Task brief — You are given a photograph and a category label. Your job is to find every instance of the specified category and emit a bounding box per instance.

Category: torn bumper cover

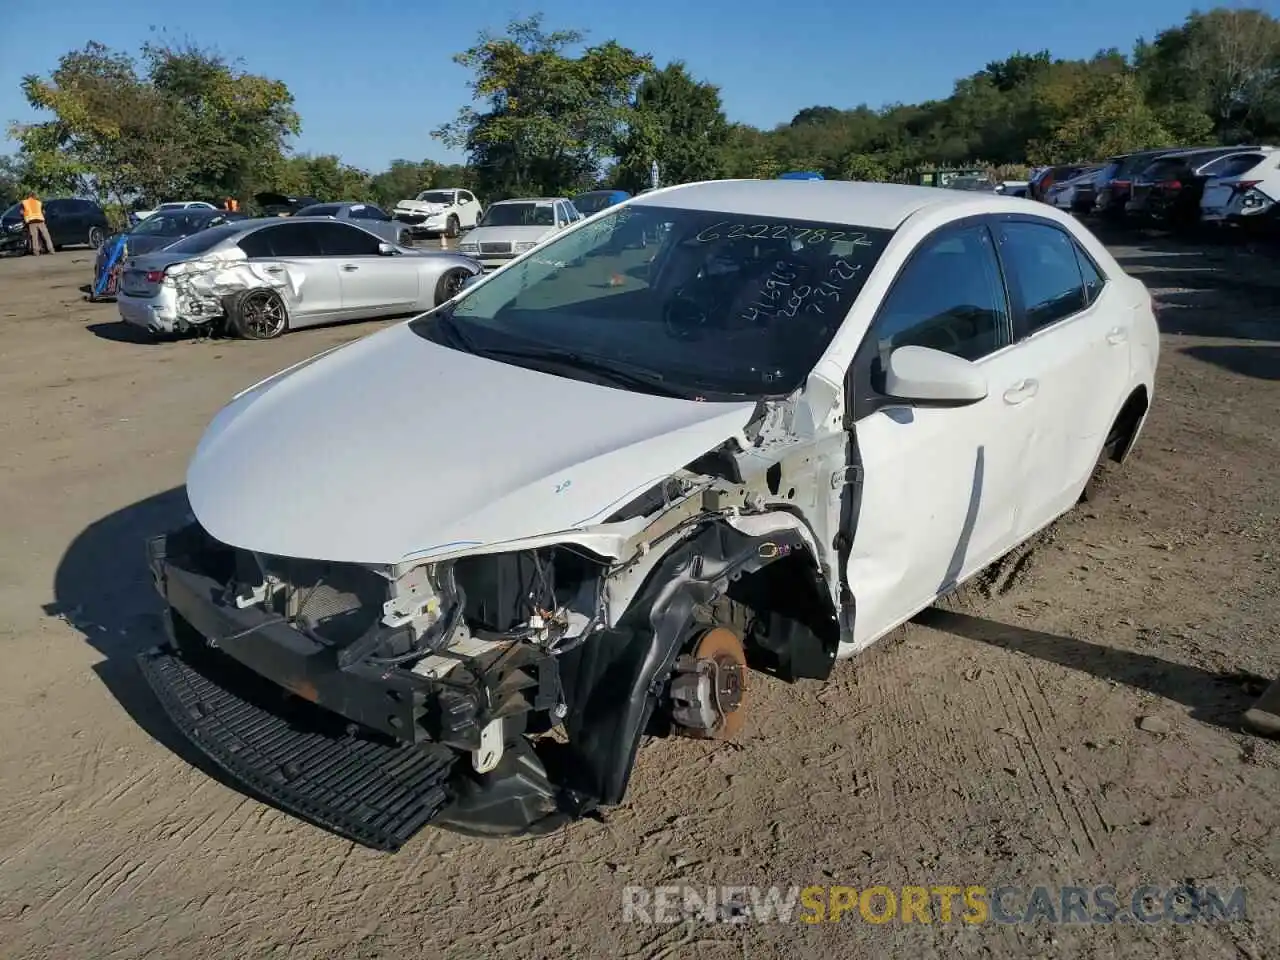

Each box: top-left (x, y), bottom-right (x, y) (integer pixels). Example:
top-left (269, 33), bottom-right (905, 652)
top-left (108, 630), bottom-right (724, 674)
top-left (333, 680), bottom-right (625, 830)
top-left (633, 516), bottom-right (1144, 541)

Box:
top-left (392, 203), bottom-right (451, 236)
top-left (137, 523), bottom-right (578, 846)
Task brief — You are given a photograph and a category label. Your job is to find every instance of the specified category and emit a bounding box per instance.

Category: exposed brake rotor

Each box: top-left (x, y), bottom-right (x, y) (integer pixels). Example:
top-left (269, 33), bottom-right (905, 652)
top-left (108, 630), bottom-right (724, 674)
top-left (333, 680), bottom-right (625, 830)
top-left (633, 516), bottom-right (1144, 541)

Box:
top-left (669, 625), bottom-right (748, 740)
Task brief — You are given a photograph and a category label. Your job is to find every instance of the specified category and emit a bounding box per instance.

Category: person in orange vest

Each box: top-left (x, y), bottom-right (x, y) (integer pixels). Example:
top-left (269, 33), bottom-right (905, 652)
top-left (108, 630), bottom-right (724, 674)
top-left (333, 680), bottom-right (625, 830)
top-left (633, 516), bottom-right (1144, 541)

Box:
top-left (21, 192), bottom-right (54, 256)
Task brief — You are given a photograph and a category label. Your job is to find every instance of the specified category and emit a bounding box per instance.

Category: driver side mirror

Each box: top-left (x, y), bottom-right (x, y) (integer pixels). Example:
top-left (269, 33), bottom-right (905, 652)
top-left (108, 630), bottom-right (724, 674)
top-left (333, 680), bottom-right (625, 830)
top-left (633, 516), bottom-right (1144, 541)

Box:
top-left (377, 242), bottom-right (398, 256)
top-left (883, 345), bottom-right (987, 405)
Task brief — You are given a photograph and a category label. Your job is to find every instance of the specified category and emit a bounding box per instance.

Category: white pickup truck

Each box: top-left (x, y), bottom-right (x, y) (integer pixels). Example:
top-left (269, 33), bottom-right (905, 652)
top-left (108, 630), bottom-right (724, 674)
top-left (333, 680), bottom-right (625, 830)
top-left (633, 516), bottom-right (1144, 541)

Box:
top-left (393, 188), bottom-right (482, 240)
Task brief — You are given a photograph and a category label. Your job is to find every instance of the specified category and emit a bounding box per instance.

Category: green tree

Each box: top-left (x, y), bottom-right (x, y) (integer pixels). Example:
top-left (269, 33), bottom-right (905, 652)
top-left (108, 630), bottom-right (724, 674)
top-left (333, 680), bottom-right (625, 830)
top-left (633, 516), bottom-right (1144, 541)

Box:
top-left (143, 41), bottom-right (300, 200)
top-left (434, 14), bottom-right (652, 199)
top-left (614, 62), bottom-right (728, 191)
top-left (11, 41), bottom-right (298, 206)
top-left (1136, 8), bottom-right (1280, 141)
top-left (368, 160), bottom-right (476, 207)
top-left (1029, 72), bottom-right (1174, 162)
top-left (0, 156), bottom-right (24, 206)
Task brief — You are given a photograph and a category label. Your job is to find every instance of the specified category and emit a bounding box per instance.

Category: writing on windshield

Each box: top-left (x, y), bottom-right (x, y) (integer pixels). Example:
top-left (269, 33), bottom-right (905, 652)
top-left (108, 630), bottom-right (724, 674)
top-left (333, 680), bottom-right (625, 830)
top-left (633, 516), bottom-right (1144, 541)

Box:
top-left (413, 203), bottom-right (892, 400)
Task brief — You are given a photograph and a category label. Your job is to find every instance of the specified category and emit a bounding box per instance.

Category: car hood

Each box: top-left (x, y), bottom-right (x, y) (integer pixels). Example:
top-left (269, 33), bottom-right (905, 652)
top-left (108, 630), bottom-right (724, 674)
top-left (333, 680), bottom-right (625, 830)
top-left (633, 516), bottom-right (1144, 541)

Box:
top-left (397, 200), bottom-right (451, 212)
top-left (186, 323), bottom-right (757, 565)
top-left (466, 225), bottom-right (556, 245)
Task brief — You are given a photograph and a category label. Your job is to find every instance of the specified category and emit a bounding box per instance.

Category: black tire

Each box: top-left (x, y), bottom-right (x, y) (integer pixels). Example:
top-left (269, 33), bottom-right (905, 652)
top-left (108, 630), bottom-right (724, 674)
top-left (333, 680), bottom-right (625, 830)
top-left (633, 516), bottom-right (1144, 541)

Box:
top-left (445, 215), bottom-right (460, 239)
top-left (87, 225), bottom-right (105, 249)
top-left (434, 268), bottom-right (471, 306)
top-left (226, 288), bottom-right (289, 340)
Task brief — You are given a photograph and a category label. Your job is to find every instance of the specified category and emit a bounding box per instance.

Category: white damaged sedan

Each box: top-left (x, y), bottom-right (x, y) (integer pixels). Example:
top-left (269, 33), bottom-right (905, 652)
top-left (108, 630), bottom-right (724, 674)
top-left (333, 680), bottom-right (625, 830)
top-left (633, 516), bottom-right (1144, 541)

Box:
top-left (138, 179), bottom-right (1159, 848)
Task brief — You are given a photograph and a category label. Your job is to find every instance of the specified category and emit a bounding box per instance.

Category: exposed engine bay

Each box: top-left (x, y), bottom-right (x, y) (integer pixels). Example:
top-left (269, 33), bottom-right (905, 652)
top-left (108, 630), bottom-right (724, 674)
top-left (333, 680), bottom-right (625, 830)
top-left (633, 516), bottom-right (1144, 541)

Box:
top-left (139, 403), bottom-right (847, 849)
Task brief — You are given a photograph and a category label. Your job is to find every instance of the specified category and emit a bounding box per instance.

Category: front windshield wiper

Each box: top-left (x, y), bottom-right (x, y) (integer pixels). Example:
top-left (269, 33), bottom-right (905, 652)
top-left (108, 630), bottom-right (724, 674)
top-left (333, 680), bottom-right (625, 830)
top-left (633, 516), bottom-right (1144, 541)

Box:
top-left (472, 344), bottom-right (691, 398)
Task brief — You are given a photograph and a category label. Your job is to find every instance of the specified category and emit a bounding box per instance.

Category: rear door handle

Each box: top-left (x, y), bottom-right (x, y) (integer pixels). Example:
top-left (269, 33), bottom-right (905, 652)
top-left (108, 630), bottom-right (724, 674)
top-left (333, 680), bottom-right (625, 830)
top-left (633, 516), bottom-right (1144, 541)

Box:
top-left (1106, 327), bottom-right (1128, 345)
top-left (1003, 378), bottom-right (1039, 405)
top-left (341, 264), bottom-right (359, 272)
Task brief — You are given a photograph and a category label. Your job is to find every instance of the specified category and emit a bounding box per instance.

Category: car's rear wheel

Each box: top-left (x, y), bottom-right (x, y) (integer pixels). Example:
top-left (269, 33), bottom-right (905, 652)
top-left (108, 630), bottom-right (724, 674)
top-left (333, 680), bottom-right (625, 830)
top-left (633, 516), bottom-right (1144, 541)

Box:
top-left (445, 215), bottom-right (460, 239)
top-left (434, 268), bottom-right (471, 306)
top-left (87, 225), bottom-right (105, 249)
top-left (226, 288), bottom-right (289, 340)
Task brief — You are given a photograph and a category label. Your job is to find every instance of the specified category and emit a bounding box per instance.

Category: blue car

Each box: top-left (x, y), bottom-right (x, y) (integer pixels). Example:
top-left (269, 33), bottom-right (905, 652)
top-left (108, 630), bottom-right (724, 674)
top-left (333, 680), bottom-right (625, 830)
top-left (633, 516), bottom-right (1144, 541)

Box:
top-left (572, 189), bottom-right (631, 216)
top-left (778, 171), bottom-right (824, 181)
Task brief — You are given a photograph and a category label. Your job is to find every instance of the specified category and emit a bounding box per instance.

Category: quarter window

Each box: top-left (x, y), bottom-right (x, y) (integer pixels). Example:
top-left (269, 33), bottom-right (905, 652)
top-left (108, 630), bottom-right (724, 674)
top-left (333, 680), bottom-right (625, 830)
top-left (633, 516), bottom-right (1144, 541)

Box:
top-left (1074, 246), bottom-right (1106, 305)
top-left (996, 221), bottom-right (1087, 333)
top-left (871, 224), bottom-right (1010, 363)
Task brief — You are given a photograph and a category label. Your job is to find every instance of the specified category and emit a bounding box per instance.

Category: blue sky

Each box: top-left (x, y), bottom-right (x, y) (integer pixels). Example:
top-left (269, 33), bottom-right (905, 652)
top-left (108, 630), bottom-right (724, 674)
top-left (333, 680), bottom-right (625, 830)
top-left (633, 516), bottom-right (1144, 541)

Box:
top-left (1, 0), bottom-right (1222, 171)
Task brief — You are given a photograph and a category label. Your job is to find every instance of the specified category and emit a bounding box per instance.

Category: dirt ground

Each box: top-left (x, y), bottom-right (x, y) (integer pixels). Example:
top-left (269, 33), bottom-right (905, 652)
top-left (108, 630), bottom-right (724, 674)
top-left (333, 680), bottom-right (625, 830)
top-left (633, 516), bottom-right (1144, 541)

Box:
top-left (0, 231), bottom-right (1276, 960)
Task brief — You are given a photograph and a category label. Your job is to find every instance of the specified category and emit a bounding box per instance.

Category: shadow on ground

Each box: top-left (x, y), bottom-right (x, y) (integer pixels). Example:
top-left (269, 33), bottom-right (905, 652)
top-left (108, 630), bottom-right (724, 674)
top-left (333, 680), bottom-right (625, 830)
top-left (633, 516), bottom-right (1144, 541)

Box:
top-left (1094, 222), bottom-right (1280, 342)
top-left (1182, 343), bottom-right (1280, 380)
top-left (42, 487), bottom-right (253, 790)
top-left (85, 321), bottom-right (160, 344)
top-left (918, 608), bottom-right (1267, 732)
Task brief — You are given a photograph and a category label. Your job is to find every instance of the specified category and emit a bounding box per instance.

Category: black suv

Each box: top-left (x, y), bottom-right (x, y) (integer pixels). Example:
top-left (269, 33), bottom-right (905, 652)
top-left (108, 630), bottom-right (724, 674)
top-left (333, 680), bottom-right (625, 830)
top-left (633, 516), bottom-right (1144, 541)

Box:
top-left (0, 197), bottom-right (112, 253)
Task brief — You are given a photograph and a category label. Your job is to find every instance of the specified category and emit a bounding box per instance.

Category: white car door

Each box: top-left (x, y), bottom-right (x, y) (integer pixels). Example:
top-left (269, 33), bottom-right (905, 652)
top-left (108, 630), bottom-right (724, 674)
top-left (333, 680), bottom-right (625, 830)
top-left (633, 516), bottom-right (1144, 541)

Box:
top-left (239, 222), bottom-right (343, 326)
top-left (314, 222), bottom-right (419, 315)
top-left (459, 191), bottom-right (480, 228)
top-left (992, 217), bottom-right (1131, 532)
top-left (840, 221), bottom-right (1034, 650)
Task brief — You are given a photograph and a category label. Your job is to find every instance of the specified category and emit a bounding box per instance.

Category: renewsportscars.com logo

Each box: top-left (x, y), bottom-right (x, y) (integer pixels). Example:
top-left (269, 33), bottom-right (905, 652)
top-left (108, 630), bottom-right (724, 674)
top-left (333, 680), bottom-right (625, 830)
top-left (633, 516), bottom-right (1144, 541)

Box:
top-left (622, 884), bottom-right (1248, 926)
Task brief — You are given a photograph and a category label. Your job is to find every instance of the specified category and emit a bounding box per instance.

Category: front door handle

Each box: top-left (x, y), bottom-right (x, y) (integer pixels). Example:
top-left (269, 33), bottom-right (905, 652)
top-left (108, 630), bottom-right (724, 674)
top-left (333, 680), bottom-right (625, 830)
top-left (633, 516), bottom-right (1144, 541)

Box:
top-left (263, 265), bottom-right (284, 274)
top-left (341, 264), bottom-right (359, 272)
top-left (1003, 378), bottom-right (1039, 405)
top-left (1106, 327), bottom-right (1128, 345)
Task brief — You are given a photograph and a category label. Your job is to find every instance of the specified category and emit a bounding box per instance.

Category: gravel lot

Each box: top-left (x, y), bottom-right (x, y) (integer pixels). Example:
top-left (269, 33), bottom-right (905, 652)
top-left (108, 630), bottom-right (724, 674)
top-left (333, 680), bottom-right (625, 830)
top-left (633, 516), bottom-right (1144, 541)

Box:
top-left (0, 231), bottom-right (1277, 960)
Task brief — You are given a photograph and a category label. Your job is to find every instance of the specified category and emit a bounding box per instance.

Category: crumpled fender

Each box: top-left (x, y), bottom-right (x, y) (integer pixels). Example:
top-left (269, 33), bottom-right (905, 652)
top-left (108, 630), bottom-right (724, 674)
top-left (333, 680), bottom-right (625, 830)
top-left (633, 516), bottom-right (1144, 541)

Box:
top-left (168, 254), bottom-right (303, 320)
top-left (554, 521), bottom-right (829, 807)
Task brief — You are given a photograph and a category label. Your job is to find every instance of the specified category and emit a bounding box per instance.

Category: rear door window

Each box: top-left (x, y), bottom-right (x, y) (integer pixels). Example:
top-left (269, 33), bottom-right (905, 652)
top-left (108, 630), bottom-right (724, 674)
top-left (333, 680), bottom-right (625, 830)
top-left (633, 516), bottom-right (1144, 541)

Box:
top-left (1139, 159), bottom-right (1188, 183)
top-left (1203, 153), bottom-right (1265, 179)
top-left (995, 221), bottom-right (1088, 334)
top-left (314, 221), bottom-right (382, 256)
top-left (240, 222), bottom-right (323, 258)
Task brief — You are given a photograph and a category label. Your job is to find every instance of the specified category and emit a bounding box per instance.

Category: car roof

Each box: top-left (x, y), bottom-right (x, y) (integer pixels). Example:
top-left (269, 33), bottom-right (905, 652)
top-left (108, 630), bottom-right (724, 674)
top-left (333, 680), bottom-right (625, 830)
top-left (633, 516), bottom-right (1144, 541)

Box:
top-left (632, 179), bottom-right (1018, 230)
top-left (1155, 145), bottom-right (1260, 161)
top-left (495, 197), bottom-right (569, 204)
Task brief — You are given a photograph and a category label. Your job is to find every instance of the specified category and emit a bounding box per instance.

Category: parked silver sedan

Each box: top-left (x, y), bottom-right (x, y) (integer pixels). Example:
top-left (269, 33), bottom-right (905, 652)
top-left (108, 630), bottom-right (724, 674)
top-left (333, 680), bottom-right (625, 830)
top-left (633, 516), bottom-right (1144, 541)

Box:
top-left (116, 217), bottom-right (481, 339)
top-left (292, 202), bottom-right (407, 245)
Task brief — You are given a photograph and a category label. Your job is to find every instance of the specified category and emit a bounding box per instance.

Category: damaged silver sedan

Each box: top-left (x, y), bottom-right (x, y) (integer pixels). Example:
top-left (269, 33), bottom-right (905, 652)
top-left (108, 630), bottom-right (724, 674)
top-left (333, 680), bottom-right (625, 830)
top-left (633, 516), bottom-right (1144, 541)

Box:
top-left (138, 180), bottom-right (1157, 849)
top-left (116, 217), bottom-right (481, 339)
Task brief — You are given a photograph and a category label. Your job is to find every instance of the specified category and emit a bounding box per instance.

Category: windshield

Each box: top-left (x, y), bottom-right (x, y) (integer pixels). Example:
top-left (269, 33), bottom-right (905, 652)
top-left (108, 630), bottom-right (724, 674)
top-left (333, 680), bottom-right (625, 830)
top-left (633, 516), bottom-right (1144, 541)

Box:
top-left (131, 213), bottom-right (210, 237)
top-left (295, 203), bottom-right (342, 218)
top-left (573, 192), bottom-right (620, 215)
top-left (415, 191), bottom-right (455, 204)
top-left (412, 203), bottom-right (891, 399)
top-left (162, 221), bottom-right (244, 255)
top-left (481, 202), bottom-right (556, 227)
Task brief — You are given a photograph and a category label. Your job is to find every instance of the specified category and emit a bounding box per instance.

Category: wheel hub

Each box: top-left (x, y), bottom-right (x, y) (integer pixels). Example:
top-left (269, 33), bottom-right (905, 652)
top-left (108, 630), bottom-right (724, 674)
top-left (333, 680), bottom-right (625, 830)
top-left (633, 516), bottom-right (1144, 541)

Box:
top-left (669, 626), bottom-right (748, 740)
